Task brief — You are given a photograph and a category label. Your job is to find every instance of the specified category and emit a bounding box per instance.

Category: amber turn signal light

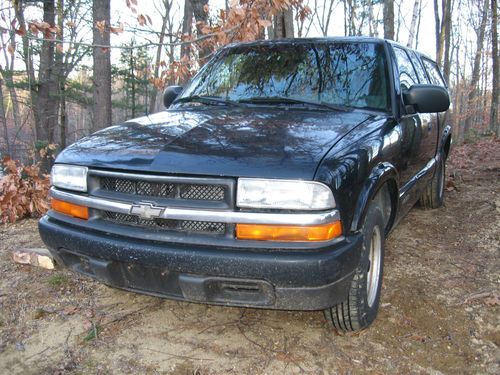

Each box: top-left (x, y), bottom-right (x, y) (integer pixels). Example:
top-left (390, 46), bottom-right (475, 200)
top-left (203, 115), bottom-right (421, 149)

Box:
top-left (236, 221), bottom-right (342, 242)
top-left (51, 198), bottom-right (89, 220)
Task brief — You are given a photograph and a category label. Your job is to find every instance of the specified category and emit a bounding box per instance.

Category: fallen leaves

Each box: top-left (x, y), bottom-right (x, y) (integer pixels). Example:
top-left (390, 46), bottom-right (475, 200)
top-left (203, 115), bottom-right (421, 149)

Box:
top-left (484, 294), bottom-right (500, 306)
top-left (0, 156), bottom-right (51, 223)
top-left (62, 306), bottom-right (79, 316)
top-left (460, 291), bottom-right (500, 306)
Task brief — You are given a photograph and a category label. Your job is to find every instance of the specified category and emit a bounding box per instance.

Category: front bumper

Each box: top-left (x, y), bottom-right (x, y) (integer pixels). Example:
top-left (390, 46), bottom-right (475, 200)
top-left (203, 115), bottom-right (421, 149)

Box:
top-left (39, 215), bottom-right (362, 310)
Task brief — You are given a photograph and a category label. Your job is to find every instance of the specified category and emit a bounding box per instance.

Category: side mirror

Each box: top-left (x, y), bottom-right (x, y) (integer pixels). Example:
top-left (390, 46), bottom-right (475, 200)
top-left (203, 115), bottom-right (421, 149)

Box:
top-left (403, 84), bottom-right (450, 113)
top-left (163, 86), bottom-right (183, 108)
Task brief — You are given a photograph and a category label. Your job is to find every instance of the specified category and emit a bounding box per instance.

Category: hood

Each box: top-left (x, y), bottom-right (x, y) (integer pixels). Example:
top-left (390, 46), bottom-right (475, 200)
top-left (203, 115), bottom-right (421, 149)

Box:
top-left (56, 107), bottom-right (377, 180)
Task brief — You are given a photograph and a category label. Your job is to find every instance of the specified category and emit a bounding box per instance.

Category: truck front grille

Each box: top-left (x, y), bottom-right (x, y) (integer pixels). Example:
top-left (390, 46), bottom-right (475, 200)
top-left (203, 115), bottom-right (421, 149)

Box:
top-left (100, 176), bottom-right (225, 201)
top-left (87, 170), bottom-right (235, 238)
top-left (102, 211), bottom-right (227, 235)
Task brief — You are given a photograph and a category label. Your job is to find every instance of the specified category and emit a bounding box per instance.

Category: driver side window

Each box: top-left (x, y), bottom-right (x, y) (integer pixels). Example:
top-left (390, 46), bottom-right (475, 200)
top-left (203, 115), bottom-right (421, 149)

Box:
top-left (393, 47), bottom-right (419, 90)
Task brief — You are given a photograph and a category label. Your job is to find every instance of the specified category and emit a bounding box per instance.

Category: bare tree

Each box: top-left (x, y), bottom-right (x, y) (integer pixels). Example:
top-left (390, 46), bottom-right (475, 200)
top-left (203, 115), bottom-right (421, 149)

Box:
top-left (383, 0), bottom-right (395, 40)
top-left (191, 0), bottom-right (211, 61)
top-left (92, 0), bottom-right (112, 131)
top-left (491, 0), bottom-right (499, 135)
top-left (367, 0), bottom-right (378, 37)
top-left (434, 0), bottom-right (453, 83)
top-left (149, 0), bottom-right (175, 113)
top-left (180, 0), bottom-right (193, 59)
top-left (315, 0), bottom-right (336, 36)
top-left (35, 0), bottom-right (59, 145)
top-left (296, 0), bottom-right (315, 37)
top-left (407, 0), bottom-right (420, 47)
top-left (273, 8), bottom-right (295, 38)
top-left (0, 79), bottom-right (11, 156)
top-left (463, 0), bottom-right (489, 138)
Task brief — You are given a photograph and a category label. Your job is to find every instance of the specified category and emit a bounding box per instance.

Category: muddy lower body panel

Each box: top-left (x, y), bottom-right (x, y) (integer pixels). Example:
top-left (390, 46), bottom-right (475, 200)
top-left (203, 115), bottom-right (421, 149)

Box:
top-left (39, 215), bottom-right (362, 310)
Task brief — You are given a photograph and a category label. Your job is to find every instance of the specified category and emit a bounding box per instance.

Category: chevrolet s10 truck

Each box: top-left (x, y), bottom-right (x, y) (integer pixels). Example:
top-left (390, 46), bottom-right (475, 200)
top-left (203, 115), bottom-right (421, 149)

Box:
top-left (39, 37), bottom-right (451, 332)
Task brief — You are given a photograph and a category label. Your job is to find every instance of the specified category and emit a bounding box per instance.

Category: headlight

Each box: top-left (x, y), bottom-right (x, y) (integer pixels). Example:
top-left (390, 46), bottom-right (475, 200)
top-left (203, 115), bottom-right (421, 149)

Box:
top-left (237, 178), bottom-right (335, 210)
top-left (51, 164), bottom-right (88, 192)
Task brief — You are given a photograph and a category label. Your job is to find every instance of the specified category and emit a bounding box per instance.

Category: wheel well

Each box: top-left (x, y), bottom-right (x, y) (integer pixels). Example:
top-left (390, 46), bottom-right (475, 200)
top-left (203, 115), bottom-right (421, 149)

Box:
top-left (372, 180), bottom-right (397, 235)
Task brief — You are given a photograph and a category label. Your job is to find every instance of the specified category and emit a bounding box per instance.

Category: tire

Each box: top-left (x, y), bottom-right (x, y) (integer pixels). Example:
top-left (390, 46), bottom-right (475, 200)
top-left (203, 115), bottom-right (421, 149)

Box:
top-left (419, 155), bottom-right (445, 209)
top-left (324, 204), bottom-right (385, 332)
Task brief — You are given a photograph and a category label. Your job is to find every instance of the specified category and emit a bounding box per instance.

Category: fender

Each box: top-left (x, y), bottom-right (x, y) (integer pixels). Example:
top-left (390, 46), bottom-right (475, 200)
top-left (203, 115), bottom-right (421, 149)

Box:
top-left (350, 162), bottom-right (399, 233)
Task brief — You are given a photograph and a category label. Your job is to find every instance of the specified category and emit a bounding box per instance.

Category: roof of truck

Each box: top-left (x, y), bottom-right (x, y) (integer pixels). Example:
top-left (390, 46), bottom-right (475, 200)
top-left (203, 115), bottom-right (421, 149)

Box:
top-left (223, 36), bottom-right (434, 62)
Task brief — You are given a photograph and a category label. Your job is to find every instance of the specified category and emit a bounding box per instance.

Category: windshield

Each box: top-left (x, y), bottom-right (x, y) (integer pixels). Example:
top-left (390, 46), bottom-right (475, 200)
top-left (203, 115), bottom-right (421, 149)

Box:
top-left (178, 42), bottom-right (389, 111)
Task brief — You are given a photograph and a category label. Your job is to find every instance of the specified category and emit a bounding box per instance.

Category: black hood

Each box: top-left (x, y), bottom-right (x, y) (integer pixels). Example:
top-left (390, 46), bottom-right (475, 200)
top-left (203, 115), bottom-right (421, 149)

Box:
top-left (56, 107), bottom-right (376, 180)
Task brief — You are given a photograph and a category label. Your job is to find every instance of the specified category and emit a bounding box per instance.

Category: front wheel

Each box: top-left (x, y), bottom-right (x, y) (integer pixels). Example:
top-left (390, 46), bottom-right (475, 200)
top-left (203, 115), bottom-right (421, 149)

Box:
top-left (324, 204), bottom-right (385, 332)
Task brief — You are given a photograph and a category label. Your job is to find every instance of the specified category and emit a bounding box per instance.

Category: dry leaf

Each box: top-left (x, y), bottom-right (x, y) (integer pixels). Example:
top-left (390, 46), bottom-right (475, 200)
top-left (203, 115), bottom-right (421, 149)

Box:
top-left (137, 14), bottom-right (147, 26)
top-left (110, 23), bottom-right (124, 34)
top-left (63, 306), bottom-right (79, 315)
top-left (95, 20), bottom-right (106, 35)
top-left (257, 19), bottom-right (272, 28)
top-left (15, 26), bottom-right (25, 36)
top-left (484, 295), bottom-right (500, 306)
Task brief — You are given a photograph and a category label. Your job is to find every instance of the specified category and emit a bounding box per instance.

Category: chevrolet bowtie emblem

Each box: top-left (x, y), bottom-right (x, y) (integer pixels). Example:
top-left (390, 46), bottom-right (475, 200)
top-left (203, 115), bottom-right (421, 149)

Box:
top-left (129, 202), bottom-right (165, 219)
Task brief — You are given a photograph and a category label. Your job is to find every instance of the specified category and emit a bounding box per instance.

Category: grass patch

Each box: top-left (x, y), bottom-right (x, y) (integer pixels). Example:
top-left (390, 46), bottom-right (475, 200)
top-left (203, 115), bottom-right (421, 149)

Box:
top-left (83, 324), bottom-right (102, 342)
top-left (47, 273), bottom-right (68, 288)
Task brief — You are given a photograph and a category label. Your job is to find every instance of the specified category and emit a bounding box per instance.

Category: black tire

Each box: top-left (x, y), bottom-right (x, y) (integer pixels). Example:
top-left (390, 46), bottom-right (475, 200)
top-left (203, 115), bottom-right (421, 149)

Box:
top-left (324, 204), bottom-right (385, 332)
top-left (419, 155), bottom-right (445, 209)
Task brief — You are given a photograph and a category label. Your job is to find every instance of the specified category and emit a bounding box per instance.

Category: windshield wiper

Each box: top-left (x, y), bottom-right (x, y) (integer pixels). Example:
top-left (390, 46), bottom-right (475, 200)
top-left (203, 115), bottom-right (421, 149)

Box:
top-left (174, 95), bottom-right (241, 107)
top-left (238, 97), bottom-right (352, 112)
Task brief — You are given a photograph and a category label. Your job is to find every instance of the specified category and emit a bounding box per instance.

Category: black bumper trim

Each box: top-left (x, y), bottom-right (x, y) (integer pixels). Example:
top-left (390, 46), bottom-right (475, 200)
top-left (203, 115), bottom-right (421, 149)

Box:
top-left (39, 216), bottom-right (362, 310)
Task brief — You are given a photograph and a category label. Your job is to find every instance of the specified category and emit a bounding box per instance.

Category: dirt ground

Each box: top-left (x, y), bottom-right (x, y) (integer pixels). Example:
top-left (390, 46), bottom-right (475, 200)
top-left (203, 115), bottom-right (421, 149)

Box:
top-left (0, 138), bottom-right (499, 375)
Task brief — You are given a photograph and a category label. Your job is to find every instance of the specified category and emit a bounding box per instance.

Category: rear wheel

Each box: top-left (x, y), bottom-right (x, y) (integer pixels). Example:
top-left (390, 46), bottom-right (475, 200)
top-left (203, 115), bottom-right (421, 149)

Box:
top-left (419, 155), bottom-right (445, 209)
top-left (324, 204), bottom-right (385, 332)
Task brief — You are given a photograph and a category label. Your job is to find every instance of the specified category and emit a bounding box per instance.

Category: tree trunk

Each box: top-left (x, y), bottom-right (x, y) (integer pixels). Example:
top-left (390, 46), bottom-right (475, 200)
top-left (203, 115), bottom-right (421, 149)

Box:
top-left (0, 28), bottom-right (22, 133)
top-left (407, 0), bottom-right (420, 47)
top-left (383, 0), bottom-right (394, 40)
top-left (130, 49), bottom-right (136, 118)
top-left (490, 0), bottom-right (499, 136)
top-left (180, 0), bottom-right (193, 60)
top-left (415, 0), bottom-right (423, 48)
top-left (273, 8), bottom-right (294, 38)
top-left (149, 0), bottom-right (170, 114)
top-left (0, 79), bottom-right (12, 157)
top-left (37, 0), bottom-right (58, 144)
top-left (56, 0), bottom-right (65, 147)
top-left (434, 0), bottom-right (442, 63)
top-left (191, 0), bottom-right (211, 62)
top-left (442, 0), bottom-right (452, 83)
top-left (368, 0), bottom-right (377, 37)
top-left (463, 0), bottom-right (489, 138)
top-left (348, 0), bottom-right (356, 35)
top-left (92, 0), bottom-right (112, 132)
top-left (13, 0), bottom-right (40, 140)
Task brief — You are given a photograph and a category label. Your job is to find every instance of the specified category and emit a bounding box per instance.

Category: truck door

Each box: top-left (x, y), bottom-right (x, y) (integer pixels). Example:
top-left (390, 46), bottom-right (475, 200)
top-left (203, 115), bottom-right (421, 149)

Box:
top-left (409, 51), bottom-right (439, 173)
top-left (421, 56), bottom-right (448, 151)
top-left (392, 46), bottom-right (435, 193)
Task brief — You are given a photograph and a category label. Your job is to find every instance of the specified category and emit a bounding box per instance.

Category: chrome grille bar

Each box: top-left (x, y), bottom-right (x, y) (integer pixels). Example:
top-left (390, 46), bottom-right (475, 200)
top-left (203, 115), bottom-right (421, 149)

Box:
top-left (50, 188), bottom-right (340, 226)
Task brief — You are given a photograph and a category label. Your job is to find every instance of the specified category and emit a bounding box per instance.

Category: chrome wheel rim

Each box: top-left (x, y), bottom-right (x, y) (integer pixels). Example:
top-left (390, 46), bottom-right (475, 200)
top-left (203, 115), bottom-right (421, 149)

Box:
top-left (366, 225), bottom-right (382, 307)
